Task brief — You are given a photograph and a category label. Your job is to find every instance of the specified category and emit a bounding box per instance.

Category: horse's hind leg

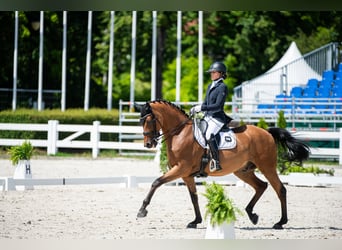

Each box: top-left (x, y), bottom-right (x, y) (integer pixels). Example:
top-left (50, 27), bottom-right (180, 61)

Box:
top-left (262, 169), bottom-right (288, 229)
top-left (234, 163), bottom-right (268, 225)
top-left (182, 176), bottom-right (202, 228)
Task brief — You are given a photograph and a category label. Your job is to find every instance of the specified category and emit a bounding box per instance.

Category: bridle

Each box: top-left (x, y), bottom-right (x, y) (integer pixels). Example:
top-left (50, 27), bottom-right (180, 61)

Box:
top-left (140, 112), bottom-right (161, 146)
top-left (140, 110), bottom-right (191, 145)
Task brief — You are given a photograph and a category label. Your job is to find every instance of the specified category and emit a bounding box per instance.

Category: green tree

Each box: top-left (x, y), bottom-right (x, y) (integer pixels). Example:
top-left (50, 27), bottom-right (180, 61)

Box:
top-left (1, 11), bottom-right (342, 110)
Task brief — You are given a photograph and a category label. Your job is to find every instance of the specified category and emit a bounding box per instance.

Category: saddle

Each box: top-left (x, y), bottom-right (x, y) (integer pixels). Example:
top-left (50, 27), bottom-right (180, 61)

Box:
top-left (193, 117), bottom-right (246, 150)
top-left (192, 117), bottom-right (247, 177)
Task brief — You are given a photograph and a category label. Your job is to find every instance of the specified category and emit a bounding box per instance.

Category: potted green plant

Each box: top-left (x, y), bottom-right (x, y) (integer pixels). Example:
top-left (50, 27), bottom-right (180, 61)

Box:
top-left (7, 140), bottom-right (34, 190)
top-left (202, 182), bottom-right (241, 239)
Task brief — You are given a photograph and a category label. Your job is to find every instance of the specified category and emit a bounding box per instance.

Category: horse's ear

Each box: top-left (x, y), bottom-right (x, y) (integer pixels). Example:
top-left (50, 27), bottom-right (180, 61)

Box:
top-left (134, 102), bottom-right (143, 112)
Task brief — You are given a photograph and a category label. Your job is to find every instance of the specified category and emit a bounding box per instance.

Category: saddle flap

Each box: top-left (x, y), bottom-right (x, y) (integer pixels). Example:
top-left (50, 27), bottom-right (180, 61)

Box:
top-left (193, 118), bottom-right (237, 150)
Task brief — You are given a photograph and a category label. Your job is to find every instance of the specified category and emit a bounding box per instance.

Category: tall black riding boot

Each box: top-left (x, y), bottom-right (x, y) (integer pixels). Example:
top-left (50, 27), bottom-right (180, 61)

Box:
top-left (208, 134), bottom-right (222, 172)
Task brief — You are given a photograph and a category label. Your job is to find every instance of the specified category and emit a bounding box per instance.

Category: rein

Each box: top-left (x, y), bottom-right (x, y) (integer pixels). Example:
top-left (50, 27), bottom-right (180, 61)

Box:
top-left (141, 113), bottom-right (191, 143)
top-left (159, 117), bottom-right (192, 142)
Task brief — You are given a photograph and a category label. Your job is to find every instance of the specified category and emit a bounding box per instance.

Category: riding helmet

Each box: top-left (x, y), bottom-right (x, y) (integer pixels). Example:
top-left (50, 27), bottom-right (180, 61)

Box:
top-left (206, 61), bottom-right (227, 73)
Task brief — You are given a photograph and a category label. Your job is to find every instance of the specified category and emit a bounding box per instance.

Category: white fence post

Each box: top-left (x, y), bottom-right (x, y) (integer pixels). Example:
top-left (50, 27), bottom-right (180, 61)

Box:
top-left (339, 128), bottom-right (342, 165)
top-left (91, 121), bottom-right (100, 159)
top-left (47, 120), bottom-right (59, 155)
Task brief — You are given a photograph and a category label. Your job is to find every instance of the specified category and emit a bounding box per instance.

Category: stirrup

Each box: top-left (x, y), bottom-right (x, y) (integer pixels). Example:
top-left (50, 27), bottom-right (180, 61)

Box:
top-left (209, 159), bottom-right (222, 172)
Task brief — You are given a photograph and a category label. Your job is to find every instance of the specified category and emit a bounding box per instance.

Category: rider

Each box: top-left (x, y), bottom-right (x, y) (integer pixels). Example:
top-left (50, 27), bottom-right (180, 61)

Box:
top-left (190, 61), bottom-right (229, 172)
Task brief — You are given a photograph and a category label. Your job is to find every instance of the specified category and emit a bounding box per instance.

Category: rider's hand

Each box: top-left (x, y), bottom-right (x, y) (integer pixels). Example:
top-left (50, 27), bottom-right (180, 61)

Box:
top-left (190, 105), bottom-right (202, 115)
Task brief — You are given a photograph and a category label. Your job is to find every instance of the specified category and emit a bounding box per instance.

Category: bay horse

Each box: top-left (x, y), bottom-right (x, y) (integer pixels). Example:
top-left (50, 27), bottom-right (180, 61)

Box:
top-left (136, 100), bottom-right (310, 229)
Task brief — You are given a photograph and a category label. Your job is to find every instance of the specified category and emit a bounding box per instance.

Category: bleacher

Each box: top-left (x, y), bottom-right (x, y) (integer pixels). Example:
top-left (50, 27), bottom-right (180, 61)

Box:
top-left (257, 62), bottom-right (342, 115)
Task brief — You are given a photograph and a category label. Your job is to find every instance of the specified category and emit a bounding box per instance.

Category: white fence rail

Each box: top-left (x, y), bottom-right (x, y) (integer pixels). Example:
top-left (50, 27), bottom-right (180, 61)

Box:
top-left (0, 121), bottom-right (155, 159)
top-left (2, 173), bottom-right (342, 191)
top-left (0, 121), bottom-right (341, 163)
top-left (0, 174), bottom-right (239, 191)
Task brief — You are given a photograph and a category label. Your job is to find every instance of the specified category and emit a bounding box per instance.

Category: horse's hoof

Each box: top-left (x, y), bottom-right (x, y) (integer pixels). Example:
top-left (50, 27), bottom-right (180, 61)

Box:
top-left (137, 209), bottom-right (148, 218)
top-left (272, 223), bottom-right (284, 230)
top-left (250, 213), bottom-right (259, 225)
top-left (186, 223), bottom-right (197, 229)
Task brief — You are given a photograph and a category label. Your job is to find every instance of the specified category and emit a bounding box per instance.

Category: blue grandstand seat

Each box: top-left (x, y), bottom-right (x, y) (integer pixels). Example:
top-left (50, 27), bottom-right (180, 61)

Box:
top-left (290, 87), bottom-right (302, 97)
top-left (299, 87), bottom-right (316, 113)
top-left (338, 63), bottom-right (342, 72)
top-left (302, 86), bottom-right (317, 97)
top-left (322, 70), bottom-right (334, 81)
top-left (275, 94), bottom-right (292, 112)
top-left (335, 71), bottom-right (342, 81)
top-left (330, 87), bottom-right (342, 114)
top-left (332, 86), bottom-right (342, 97)
top-left (319, 79), bottom-right (333, 89)
top-left (307, 78), bottom-right (318, 88)
top-left (334, 78), bottom-right (342, 89)
top-left (315, 87), bottom-right (331, 112)
top-left (256, 103), bottom-right (275, 114)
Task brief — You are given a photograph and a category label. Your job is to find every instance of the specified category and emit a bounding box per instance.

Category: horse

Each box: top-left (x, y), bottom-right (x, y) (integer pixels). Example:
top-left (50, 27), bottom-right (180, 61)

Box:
top-left (136, 100), bottom-right (310, 230)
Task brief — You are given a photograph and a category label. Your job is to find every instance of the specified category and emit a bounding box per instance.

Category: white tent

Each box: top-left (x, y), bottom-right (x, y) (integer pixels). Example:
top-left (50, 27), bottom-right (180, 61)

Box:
top-left (235, 41), bottom-right (321, 112)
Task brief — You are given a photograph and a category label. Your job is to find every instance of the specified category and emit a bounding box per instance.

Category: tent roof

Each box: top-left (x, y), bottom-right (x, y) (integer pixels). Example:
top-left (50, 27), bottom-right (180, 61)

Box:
top-left (266, 41), bottom-right (302, 73)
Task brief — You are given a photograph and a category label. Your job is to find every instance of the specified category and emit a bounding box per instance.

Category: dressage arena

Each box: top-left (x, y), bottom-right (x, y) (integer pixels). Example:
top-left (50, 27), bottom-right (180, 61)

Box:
top-left (0, 157), bottom-right (342, 239)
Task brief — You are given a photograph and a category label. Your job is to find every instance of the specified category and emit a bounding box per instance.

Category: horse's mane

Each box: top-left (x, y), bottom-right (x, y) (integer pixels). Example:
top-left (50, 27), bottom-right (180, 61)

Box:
top-left (148, 99), bottom-right (189, 118)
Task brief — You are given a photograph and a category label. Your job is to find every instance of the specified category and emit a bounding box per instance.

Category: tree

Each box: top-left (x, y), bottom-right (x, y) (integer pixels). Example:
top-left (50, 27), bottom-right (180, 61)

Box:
top-left (1, 11), bottom-right (342, 110)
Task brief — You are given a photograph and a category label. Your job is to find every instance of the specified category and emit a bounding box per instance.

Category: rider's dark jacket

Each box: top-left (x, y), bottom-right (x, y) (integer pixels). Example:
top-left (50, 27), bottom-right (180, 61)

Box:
top-left (201, 79), bottom-right (228, 124)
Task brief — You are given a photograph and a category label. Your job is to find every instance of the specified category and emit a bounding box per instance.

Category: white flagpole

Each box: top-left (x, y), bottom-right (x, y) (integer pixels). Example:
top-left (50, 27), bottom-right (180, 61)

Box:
top-left (61, 11), bottom-right (67, 111)
top-left (198, 11), bottom-right (203, 102)
top-left (151, 11), bottom-right (157, 101)
top-left (129, 11), bottom-right (137, 111)
top-left (12, 11), bottom-right (19, 111)
top-left (84, 11), bottom-right (92, 111)
top-left (176, 11), bottom-right (182, 103)
top-left (37, 11), bottom-right (44, 111)
top-left (107, 11), bottom-right (115, 110)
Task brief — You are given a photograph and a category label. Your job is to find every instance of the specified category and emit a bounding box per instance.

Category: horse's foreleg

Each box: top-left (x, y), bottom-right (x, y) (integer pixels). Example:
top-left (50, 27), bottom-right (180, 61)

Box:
top-left (137, 177), bottom-right (162, 218)
top-left (182, 176), bottom-right (202, 229)
top-left (137, 164), bottom-right (186, 219)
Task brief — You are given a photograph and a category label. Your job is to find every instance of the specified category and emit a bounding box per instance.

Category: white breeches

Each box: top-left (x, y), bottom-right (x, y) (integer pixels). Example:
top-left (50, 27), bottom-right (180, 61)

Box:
top-left (204, 116), bottom-right (224, 140)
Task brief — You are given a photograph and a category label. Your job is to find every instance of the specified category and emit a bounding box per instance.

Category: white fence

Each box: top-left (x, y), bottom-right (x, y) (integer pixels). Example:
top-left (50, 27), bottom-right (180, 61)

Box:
top-left (2, 172), bottom-right (342, 191)
top-left (0, 174), bottom-right (239, 191)
top-left (0, 121), bottom-right (341, 164)
top-left (0, 120), bottom-right (156, 159)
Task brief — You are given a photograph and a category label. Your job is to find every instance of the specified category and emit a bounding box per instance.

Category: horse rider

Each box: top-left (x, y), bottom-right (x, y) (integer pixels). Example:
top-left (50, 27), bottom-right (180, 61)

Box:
top-left (190, 61), bottom-right (229, 172)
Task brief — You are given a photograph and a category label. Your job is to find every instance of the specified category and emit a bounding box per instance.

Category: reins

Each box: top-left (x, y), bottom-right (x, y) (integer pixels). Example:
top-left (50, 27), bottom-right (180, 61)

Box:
top-left (159, 117), bottom-right (192, 143)
top-left (141, 112), bottom-right (192, 144)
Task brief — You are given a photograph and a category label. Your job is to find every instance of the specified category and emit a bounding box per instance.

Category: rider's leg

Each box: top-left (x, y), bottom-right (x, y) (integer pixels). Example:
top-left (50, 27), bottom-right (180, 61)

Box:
top-left (208, 133), bottom-right (222, 171)
top-left (205, 117), bottom-right (224, 172)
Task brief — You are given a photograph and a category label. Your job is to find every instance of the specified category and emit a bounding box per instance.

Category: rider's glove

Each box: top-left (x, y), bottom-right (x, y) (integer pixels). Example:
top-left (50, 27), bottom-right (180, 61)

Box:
top-left (190, 105), bottom-right (202, 115)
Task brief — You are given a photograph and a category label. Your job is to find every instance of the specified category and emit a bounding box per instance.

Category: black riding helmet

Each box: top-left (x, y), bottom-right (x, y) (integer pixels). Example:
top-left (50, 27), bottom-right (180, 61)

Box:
top-left (206, 61), bottom-right (227, 79)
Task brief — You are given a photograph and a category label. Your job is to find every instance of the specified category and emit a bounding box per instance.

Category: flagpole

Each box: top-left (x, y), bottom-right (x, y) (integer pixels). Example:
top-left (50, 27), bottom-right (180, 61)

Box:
top-left (37, 11), bottom-right (44, 111)
top-left (61, 11), bottom-right (67, 111)
top-left (107, 11), bottom-right (115, 110)
top-left (151, 11), bottom-right (157, 101)
top-left (198, 11), bottom-right (203, 102)
top-left (129, 11), bottom-right (137, 111)
top-left (84, 11), bottom-right (92, 111)
top-left (12, 11), bottom-right (19, 111)
top-left (176, 11), bottom-right (182, 103)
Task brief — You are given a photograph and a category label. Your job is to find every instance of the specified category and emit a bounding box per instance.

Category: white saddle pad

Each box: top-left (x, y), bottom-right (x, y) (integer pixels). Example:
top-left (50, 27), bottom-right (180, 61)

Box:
top-left (193, 119), bottom-right (236, 150)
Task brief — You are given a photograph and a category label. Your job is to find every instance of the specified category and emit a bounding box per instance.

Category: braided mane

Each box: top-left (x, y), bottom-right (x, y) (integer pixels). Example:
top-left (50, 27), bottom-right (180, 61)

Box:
top-left (148, 99), bottom-right (189, 118)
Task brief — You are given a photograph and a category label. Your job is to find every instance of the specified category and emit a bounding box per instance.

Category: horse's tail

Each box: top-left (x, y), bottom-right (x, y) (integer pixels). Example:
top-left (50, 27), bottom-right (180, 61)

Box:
top-left (267, 127), bottom-right (310, 163)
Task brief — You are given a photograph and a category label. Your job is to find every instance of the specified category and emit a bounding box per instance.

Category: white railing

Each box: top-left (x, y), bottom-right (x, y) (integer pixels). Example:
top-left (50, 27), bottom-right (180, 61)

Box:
top-left (2, 173), bottom-right (342, 191)
top-left (0, 174), bottom-right (239, 191)
top-left (0, 121), bottom-right (156, 159)
top-left (0, 121), bottom-right (341, 164)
